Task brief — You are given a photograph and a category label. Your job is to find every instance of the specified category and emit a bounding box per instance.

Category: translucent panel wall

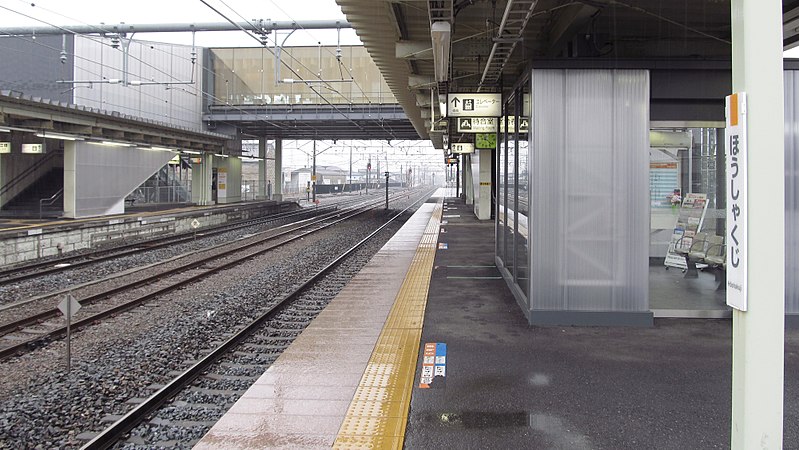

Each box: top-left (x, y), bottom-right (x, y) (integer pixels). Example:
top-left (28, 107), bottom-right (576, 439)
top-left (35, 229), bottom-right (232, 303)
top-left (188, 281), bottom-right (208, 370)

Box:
top-left (497, 124), bottom-right (507, 264)
top-left (74, 36), bottom-right (204, 130)
top-left (208, 46), bottom-right (394, 105)
top-left (529, 70), bottom-right (650, 320)
top-left (785, 71), bottom-right (799, 315)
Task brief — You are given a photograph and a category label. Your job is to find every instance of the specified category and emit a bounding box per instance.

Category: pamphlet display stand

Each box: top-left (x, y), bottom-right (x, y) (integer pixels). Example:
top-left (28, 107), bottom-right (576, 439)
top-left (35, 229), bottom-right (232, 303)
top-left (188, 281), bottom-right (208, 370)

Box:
top-left (664, 193), bottom-right (709, 270)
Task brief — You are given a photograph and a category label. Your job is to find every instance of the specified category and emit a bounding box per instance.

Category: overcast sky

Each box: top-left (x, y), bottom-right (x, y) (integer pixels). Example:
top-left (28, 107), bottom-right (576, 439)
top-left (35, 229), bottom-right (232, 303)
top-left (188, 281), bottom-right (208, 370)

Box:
top-left (0, 0), bottom-right (361, 47)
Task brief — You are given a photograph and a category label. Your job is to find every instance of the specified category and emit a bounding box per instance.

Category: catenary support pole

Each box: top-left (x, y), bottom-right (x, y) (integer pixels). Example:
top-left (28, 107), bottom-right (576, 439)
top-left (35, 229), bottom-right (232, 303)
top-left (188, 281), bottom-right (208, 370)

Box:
top-left (312, 140), bottom-right (317, 203)
top-left (274, 139), bottom-right (283, 201)
top-left (730, 0), bottom-right (785, 448)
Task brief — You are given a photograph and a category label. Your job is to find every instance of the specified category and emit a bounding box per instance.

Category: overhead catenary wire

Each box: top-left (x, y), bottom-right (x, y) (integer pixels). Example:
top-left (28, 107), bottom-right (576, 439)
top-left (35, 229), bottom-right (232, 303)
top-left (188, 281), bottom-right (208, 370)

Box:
top-left (0, 33), bottom-right (213, 129)
top-left (0, 1), bottom-right (401, 140)
top-left (197, 0), bottom-right (401, 139)
top-left (0, 2), bottom-right (300, 135)
top-left (0, 32), bottom-right (306, 136)
top-left (18, 0), bottom-right (376, 121)
top-left (263, 0), bottom-right (374, 103)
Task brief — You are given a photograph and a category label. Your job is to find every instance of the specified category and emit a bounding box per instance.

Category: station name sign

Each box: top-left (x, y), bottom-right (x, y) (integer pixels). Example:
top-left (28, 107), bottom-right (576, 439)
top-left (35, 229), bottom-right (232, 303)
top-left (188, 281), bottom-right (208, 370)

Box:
top-left (447, 93), bottom-right (501, 117)
top-left (725, 92), bottom-right (748, 312)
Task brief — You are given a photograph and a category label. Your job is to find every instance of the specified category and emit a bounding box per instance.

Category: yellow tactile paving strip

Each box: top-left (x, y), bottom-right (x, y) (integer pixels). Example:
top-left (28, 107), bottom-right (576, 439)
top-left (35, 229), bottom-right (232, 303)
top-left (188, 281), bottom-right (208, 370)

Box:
top-left (194, 200), bottom-right (441, 450)
top-left (333, 199), bottom-right (442, 449)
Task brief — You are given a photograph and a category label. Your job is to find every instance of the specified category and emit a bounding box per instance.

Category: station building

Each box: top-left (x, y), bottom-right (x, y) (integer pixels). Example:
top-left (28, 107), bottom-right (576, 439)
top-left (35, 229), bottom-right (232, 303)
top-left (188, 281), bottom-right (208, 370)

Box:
top-left (331, 0), bottom-right (799, 328)
top-left (0, 1), bottom-right (793, 447)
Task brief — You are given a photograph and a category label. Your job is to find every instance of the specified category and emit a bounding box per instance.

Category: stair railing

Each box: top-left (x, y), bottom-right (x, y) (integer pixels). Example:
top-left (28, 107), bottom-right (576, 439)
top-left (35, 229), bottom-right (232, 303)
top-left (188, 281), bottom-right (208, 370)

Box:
top-left (0, 150), bottom-right (62, 198)
top-left (39, 188), bottom-right (64, 219)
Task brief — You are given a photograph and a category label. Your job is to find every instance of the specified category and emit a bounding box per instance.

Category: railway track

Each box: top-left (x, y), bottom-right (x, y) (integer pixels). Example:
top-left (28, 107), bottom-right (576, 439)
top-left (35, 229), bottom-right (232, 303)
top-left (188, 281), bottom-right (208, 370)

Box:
top-left (0, 190), bottom-right (422, 362)
top-left (78, 187), bottom-right (435, 449)
top-left (0, 193), bottom-right (393, 286)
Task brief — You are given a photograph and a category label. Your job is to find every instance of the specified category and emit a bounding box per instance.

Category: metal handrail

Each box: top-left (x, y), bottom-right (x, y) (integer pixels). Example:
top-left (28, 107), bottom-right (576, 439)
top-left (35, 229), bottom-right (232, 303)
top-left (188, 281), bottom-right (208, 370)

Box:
top-left (38, 188), bottom-right (63, 219)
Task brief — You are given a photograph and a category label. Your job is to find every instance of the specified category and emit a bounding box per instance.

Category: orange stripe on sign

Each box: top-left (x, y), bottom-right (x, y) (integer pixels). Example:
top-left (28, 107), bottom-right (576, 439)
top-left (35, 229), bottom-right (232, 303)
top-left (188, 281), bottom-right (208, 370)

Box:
top-left (730, 93), bottom-right (739, 126)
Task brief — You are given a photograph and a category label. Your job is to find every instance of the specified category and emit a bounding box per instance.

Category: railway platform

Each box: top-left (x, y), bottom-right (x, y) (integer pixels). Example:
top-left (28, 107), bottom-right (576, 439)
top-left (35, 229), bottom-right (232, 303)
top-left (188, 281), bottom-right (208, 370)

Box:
top-left (195, 190), bottom-right (799, 449)
top-left (0, 198), bottom-right (308, 267)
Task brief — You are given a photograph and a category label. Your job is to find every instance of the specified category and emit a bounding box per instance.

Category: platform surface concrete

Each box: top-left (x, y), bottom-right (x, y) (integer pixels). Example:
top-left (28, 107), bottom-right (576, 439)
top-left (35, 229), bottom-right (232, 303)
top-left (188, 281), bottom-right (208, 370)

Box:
top-left (405, 197), bottom-right (798, 449)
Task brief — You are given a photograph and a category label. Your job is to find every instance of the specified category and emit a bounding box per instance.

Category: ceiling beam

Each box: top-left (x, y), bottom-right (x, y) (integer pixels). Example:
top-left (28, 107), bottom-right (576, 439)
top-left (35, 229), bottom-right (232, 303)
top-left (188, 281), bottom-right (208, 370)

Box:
top-left (409, 75), bottom-right (435, 89)
top-left (546, 4), bottom-right (599, 57)
top-left (396, 40), bottom-right (433, 59)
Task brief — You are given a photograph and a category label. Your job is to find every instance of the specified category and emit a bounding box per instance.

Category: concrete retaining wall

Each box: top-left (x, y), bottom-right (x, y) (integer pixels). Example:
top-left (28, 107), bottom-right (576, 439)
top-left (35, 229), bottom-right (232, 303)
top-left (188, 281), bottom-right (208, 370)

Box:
top-left (0, 201), bottom-right (297, 266)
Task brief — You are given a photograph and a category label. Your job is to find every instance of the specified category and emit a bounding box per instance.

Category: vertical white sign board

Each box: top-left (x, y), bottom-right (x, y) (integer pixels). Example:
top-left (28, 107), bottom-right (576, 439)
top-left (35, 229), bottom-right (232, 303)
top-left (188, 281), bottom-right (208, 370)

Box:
top-left (725, 92), bottom-right (748, 311)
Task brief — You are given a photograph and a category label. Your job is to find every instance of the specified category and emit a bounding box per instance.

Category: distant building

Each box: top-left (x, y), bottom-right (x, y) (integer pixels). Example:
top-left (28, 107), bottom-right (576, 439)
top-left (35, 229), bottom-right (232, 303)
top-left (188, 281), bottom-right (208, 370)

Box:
top-left (289, 166), bottom-right (347, 191)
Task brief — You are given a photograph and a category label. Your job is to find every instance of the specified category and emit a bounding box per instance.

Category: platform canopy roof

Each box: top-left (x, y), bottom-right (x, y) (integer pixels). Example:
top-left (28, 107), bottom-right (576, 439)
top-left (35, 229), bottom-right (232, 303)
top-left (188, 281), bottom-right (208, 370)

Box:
top-left (0, 90), bottom-right (232, 152)
top-left (336, 0), bottom-right (798, 148)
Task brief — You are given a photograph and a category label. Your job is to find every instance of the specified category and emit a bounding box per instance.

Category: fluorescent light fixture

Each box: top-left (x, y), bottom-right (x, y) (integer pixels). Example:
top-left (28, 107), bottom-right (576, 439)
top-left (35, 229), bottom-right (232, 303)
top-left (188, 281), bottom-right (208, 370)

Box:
top-left (431, 21), bottom-right (451, 83)
top-left (214, 153), bottom-right (229, 158)
top-left (182, 150), bottom-right (202, 155)
top-left (439, 101), bottom-right (447, 118)
top-left (0, 125), bottom-right (36, 133)
top-left (35, 132), bottom-right (84, 141)
top-left (239, 156), bottom-right (262, 162)
top-left (282, 78), bottom-right (295, 83)
top-left (93, 140), bottom-right (134, 147)
top-left (148, 146), bottom-right (175, 152)
top-left (107, 79), bottom-right (121, 84)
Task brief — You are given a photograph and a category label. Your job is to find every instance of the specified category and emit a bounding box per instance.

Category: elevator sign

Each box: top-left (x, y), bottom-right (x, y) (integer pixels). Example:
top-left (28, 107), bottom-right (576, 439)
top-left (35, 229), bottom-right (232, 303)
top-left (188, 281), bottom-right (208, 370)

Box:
top-left (725, 92), bottom-right (747, 312)
top-left (447, 93), bottom-right (501, 117)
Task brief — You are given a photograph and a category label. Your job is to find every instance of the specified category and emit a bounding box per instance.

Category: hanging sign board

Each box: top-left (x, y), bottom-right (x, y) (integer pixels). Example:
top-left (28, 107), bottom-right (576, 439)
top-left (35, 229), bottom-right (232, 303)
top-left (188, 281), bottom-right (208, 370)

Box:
top-left (22, 143), bottom-right (44, 154)
top-left (499, 116), bottom-right (529, 134)
top-left (456, 117), bottom-right (498, 133)
top-left (451, 143), bottom-right (475, 154)
top-left (476, 133), bottom-right (497, 149)
top-left (447, 93), bottom-right (501, 117)
top-left (725, 92), bottom-right (748, 312)
top-left (0, 142), bottom-right (10, 154)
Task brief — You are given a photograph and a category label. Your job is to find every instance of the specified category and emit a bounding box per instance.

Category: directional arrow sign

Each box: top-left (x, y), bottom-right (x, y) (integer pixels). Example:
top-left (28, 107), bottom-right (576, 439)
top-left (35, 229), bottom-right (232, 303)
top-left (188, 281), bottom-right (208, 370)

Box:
top-left (447, 93), bottom-right (501, 117)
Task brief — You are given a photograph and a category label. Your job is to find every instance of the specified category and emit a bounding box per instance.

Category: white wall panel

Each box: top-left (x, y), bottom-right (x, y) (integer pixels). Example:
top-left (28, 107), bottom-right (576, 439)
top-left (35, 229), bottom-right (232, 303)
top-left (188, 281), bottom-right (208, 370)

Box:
top-left (785, 71), bottom-right (799, 315)
top-left (73, 36), bottom-right (203, 130)
top-left (530, 69), bottom-right (650, 314)
top-left (64, 142), bottom-right (175, 218)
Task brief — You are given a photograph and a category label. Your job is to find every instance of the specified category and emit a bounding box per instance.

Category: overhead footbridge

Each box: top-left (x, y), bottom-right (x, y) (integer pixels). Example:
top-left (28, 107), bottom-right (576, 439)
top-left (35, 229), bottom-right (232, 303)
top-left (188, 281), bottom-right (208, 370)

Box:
top-left (0, 90), bottom-right (232, 218)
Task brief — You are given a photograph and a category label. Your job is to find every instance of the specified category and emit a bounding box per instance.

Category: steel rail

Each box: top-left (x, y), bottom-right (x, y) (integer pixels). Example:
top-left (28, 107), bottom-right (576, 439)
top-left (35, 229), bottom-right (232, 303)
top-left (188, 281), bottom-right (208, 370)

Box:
top-left (0, 205), bottom-right (317, 283)
top-left (0, 193), bottom-right (390, 284)
top-left (0, 191), bottom-right (420, 360)
top-left (79, 187), bottom-right (435, 450)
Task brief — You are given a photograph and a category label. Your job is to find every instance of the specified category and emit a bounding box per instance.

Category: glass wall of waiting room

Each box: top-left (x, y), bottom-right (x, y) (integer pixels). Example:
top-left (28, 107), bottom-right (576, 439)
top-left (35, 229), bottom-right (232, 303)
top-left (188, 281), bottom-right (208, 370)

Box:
top-left (496, 82), bottom-right (530, 304)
